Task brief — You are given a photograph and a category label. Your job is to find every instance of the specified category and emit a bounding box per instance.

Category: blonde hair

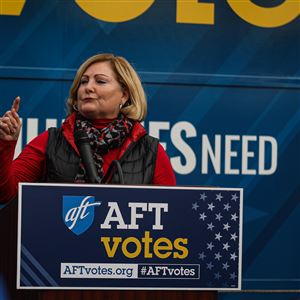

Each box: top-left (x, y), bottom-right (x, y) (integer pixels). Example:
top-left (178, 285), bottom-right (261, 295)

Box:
top-left (67, 53), bottom-right (147, 121)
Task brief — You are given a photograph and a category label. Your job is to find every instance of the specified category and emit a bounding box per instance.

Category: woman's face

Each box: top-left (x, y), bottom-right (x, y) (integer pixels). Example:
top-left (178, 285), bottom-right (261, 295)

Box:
top-left (77, 61), bottom-right (128, 120)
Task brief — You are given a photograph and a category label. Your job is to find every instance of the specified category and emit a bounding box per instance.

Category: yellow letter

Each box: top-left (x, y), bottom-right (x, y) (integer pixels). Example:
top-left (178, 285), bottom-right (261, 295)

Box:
top-left (0, 0), bottom-right (25, 16)
top-left (122, 237), bottom-right (142, 258)
top-left (75, 0), bottom-right (155, 23)
top-left (153, 237), bottom-right (172, 259)
top-left (100, 237), bottom-right (122, 258)
top-left (173, 238), bottom-right (189, 259)
top-left (227, 0), bottom-right (300, 28)
top-left (142, 231), bottom-right (153, 258)
top-left (177, 0), bottom-right (214, 24)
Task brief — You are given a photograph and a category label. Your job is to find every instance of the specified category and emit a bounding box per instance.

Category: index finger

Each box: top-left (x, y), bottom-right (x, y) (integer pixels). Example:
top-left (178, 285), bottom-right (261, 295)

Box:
top-left (11, 96), bottom-right (20, 112)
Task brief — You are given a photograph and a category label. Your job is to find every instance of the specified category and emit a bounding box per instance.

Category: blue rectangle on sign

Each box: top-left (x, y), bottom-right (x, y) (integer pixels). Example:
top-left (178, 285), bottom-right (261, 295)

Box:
top-left (17, 183), bottom-right (243, 290)
top-left (138, 264), bottom-right (200, 279)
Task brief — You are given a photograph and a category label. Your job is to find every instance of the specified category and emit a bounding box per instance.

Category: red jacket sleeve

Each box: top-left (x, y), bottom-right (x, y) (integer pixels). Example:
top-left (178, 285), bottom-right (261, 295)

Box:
top-left (152, 143), bottom-right (176, 186)
top-left (0, 131), bottom-right (48, 203)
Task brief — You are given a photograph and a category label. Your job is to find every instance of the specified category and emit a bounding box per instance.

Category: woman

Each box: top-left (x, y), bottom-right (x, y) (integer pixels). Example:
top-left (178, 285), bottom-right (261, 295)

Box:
top-left (0, 53), bottom-right (176, 203)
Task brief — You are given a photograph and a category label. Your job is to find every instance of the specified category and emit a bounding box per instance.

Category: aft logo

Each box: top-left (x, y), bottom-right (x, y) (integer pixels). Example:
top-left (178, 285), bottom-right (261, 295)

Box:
top-left (63, 196), bottom-right (101, 235)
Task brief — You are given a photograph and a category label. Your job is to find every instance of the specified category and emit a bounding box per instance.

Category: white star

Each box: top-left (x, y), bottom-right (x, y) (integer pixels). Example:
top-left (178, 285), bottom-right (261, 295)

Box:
top-left (223, 223), bottom-right (231, 231)
top-left (231, 213), bottom-right (238, 221)
top-left (208, 202), bottom-right (215, 211)
top-left (223, 203), bottom-right (231, 211)
top-left (192, 202), bottom-right (199, 210)
top-left (231, 233), bottom-right (238, 241)
top-left (214, 252), bottom-right (222, 260)
top-left (214, 272), bottom-right (221, 280)
top-left (223, 242), bottom-right (230, 251)
top-left (231, 193), bottom-right (239, 201)
top-left (198, 252), bottom-right (206, 260)
top-left (215, 232), bottom-right (222, 241)
top-left (215, 213), bottom-right (223, 221)
top-left (230, 272), bottom-right (237, 280)
top-left (230, 252), bottom-right (238, 261)
top-left (216, 193), bottom-right (223, 201)
top-left (200, 193), bottom-right (207, 201)
top-left (206, 262), bottom-right (214, 270)
top-left (199, 212), bottom-right (207, 221)
top-left (207, 242), bottom-right (214, 250)
top-left (207, 222), bottom-right (214, 230)
top-left (222, 262), bottom-right (230, 270)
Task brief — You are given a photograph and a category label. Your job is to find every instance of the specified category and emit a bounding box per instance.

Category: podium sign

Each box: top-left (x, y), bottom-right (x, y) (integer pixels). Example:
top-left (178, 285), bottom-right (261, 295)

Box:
top-left (17, 183), bottom-right (243, 290)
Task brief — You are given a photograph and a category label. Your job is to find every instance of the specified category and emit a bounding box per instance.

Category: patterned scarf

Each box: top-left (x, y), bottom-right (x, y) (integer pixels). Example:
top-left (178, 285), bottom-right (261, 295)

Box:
top-left (75, 113), bottom-right (133, 183)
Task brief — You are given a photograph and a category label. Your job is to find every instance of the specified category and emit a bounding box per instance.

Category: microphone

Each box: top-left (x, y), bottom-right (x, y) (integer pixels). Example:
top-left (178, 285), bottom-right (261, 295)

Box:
top-left (74, 130), bottom-right (101, 184)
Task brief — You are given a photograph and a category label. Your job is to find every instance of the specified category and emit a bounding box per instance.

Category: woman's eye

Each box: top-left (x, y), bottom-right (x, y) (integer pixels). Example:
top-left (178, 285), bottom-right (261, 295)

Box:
top-left (80, 79), bottom-right (88, 85)
top-left (96, 80), bottom-right (106, 84)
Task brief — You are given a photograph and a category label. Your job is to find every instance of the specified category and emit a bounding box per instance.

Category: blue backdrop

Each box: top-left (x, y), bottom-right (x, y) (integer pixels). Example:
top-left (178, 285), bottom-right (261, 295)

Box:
top-left (0, 0), bottom-right (299, 296)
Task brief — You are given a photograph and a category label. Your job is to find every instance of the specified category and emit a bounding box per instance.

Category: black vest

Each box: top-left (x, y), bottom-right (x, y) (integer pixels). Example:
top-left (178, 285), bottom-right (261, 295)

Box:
top-left (45, 128), bottom-right (158, 184)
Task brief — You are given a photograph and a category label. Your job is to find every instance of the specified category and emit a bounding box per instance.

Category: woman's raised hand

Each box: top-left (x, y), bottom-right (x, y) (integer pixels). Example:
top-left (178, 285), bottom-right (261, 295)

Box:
top-left (0, 96), bottom-right (22, 141)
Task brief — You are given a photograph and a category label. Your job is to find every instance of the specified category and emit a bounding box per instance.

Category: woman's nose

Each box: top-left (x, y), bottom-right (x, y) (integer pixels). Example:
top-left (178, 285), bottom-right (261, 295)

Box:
top-left (85, 80), bottom-right (95, 92)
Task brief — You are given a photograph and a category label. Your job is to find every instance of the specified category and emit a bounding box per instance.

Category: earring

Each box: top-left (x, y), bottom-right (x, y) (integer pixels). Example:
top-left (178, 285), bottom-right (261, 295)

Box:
top-left (73, 104), bottom-right (78, 111)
